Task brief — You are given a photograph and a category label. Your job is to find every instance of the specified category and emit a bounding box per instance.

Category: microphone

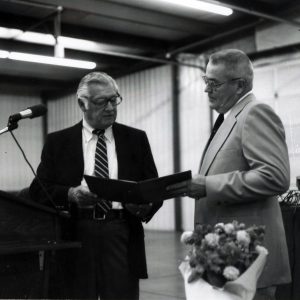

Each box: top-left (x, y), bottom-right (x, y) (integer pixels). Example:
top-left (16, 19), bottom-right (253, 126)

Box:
top-left (9, 105), bottom-right (47, 123)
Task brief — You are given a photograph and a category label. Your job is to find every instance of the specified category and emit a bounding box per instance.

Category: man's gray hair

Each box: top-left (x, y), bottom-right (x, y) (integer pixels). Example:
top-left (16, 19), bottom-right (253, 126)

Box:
top-left (209, 49), bottom-right (253, 90)
top-left (77, 72), bottom-right (119, 100)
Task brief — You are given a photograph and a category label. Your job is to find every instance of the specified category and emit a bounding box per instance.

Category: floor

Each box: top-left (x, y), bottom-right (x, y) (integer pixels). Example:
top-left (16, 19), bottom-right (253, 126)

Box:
top-left (140, 231), bottom-right (187, 300)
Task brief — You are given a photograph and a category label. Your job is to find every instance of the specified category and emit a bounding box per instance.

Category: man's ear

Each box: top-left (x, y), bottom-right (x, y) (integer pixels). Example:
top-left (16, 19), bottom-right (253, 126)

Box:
top-left (78, 98), bottom-right (88, 111)
top-left (236, 79), bottom-right (246, 95)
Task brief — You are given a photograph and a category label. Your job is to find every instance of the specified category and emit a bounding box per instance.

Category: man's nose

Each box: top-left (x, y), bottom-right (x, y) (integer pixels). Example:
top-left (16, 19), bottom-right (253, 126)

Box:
top-left (105, 101), bottom-right (114, 110)
top-left (204, 84), bottom-right (211, 93)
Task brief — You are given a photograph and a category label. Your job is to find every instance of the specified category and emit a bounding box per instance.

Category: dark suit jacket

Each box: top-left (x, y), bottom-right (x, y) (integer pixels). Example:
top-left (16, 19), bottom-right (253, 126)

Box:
top-left (30, 121), bottom-right (162, 278)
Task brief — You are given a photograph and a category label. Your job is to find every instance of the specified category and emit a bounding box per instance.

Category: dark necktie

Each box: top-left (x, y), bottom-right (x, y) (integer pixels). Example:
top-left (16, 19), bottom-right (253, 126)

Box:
top-left (202, 113), bottom-right (224, 157)
top-left (93, 129), bottom-right (112, 217)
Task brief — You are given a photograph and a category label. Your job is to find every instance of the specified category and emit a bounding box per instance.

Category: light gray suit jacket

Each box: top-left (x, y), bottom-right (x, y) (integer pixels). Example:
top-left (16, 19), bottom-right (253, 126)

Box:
top-left (195, 94), bottom-right (291, 288)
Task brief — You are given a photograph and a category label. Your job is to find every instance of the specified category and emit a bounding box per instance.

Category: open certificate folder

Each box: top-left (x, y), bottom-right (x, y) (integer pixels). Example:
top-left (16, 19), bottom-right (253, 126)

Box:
top-left (84, 170), bottom-right (191, 204)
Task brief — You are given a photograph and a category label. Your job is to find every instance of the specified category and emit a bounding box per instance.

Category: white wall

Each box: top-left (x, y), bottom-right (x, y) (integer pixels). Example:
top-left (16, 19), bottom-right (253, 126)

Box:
top-left (117, 66), bottom-right (175, 230)
top-left (253, 54), bottom-right (300, 189)
top-left (47, 93), bottom-right (82, 133)
top-left (178, 57), bottom-right (208, 230)
top-left (0, 90), bottom-right (43, 191)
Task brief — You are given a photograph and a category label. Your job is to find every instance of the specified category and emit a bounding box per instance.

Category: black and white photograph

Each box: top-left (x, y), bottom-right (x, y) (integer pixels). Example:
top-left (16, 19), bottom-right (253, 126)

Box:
top-left (0, 1), bottom-right (299, 299)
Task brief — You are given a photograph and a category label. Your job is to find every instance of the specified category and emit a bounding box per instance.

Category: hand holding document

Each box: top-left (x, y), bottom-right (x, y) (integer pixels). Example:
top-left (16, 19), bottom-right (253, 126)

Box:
top-left (84, 170), bottom-right (192, 204)
top-left (166, 174), bottom-right (206, 199)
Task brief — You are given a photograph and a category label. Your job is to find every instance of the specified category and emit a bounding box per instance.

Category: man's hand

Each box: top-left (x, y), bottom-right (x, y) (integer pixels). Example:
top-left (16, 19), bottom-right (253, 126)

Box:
top-left (125, 203), bottom-right (153, 219)
top-left (166, 174), bottom-right (206, 199)
top-left (188, 174), bottom-right (206, 198)
top-left (166, 180), bottom-right (189, 197)
top-left (68, 185), bottom-right (98, 208)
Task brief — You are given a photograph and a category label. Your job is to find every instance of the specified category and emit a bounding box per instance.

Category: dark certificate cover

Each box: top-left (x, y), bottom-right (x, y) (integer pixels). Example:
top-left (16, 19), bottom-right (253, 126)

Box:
top-left (84, 170), bottom-right (191, 204)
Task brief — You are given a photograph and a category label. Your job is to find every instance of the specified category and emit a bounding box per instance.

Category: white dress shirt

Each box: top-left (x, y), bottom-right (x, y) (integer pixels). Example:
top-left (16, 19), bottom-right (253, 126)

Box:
top-left (81, 118), bottom-right (122, 209)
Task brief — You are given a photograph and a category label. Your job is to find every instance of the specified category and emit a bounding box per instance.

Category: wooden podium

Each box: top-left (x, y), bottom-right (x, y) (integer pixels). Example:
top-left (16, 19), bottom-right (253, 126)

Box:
top-left (0, 190), bottom-right (80, 299)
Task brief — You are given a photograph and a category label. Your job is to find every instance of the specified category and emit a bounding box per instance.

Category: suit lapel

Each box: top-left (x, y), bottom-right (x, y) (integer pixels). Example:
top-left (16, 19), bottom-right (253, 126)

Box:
top-left (200, 116), bottom-right (236, 175)
top-left (113, 123), bottom-right (131, 179)
top-left (200, 94), bottom-right (254, 175)
top-left (66, 122), bottom-right (84, 181)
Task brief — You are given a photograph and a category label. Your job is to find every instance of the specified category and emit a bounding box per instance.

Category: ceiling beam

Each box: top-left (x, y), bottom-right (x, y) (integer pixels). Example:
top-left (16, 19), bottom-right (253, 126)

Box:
top-left (0, 12), bottom-right (168, 54)
top-left (166, 19), bottom-right (263, 57)
top-left (219, 0), bottom-right (300, 27)
top-left (1, 0), bottom-right (57, 10)
top-left (5, 0), bottom-right (216, 36)
top-left (167, 1), bottom-right (300, 57)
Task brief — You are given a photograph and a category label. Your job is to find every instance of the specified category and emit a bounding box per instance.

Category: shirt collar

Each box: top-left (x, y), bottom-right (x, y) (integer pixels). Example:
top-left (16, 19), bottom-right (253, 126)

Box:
top-left (224, 90), bottom-right (253, 119)
top-left (82, 117), bottom-right (113, 143)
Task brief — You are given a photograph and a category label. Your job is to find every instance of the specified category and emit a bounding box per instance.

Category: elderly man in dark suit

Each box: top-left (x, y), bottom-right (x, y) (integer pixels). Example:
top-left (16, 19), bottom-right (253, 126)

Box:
top-left (30, 72), bottom-right (162, 300)
top-left (169, 49), bottom-right (290, 300)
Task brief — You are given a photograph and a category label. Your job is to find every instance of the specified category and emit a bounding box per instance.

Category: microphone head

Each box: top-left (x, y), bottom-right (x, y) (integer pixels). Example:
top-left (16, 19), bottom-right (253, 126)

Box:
top-left (28, 104), bottom-right (47, 118)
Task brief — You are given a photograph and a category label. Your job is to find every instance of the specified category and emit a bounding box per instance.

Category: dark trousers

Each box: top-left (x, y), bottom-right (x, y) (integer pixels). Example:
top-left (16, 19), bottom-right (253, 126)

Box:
top-left (66, 218), bottom-right (139, 300)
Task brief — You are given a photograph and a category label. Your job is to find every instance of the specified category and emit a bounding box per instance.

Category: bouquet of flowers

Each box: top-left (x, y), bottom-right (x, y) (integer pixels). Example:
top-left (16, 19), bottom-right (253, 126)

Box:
top-left (179, 221), bottom-right (268, 300)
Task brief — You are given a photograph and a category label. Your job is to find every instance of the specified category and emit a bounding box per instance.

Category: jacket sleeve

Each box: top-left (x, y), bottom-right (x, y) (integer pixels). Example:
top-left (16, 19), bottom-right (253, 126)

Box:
top-left (29, 134), bottom-right (71, 209)
top-left (140, 131), bottom-right (163, 222)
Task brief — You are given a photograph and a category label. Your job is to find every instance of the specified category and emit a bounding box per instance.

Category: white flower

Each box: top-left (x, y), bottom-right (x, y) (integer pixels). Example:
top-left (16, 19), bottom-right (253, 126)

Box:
top-left (224, 223), bottom-right (235, 234)
top-left (195, 264), bottom-right (205, 275)
top-left (236, 230), bottom-right (250, 247)
top-left (180, 231), bottom-right (193, 244)
top-left (223, 266), bottom-right (240, 280)
top-left (214, 222), bottom-right (225, 229)
top-left (214, 223), bottom-right (225, 233)
top-left (204, 233), bottom-right (219, 247)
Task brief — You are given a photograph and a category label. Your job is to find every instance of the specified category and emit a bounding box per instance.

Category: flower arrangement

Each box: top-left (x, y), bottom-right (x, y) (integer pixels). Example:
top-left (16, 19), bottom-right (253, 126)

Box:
top-left (181, 221), bottom-right (265, 288)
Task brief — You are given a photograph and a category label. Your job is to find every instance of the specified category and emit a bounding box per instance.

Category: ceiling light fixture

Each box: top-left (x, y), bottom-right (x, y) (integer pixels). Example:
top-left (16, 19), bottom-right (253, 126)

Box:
top-left (0, 50), bottom-right (96, 69)
top-left (0, 50), bottom-right (9, 58)
top-left (0, 26), bottom-right (56, 45)
top-left (0, 26), bottom-right (135, 54)
top-left (161, 0), bottom-right (233, 16)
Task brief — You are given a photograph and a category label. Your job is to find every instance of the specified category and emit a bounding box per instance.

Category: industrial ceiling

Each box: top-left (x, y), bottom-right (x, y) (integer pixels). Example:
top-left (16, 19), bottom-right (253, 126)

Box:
top-left (0, 0), bottom-right (299, 89)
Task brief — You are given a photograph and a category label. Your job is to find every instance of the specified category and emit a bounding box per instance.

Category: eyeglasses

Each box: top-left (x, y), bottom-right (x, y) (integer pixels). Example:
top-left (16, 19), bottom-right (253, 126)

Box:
top-left (202, 76), bottom-right (241, 90)
top-left (89, 93), bottom-right (123, 108)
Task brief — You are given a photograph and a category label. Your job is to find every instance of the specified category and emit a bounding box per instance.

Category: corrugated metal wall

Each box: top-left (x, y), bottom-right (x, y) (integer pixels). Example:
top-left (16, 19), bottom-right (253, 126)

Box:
top-left (0, 89), bottom-right (43, 191)
top-left (178, 57), bottom-right (208, 230)
top-left (253, 55), bottom-right (300, 189)
top-left (47, 93), bottom-right (82, 133)
top-left (117, 66), bottom-right (174, 230)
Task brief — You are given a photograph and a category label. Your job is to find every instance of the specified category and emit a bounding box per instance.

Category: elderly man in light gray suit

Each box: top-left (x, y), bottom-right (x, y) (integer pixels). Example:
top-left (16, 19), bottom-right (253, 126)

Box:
top-left (170, 49), bottom-right (291, 300)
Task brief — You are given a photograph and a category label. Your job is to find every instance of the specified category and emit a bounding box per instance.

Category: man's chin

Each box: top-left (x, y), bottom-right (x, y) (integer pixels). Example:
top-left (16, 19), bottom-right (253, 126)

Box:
top-left (103, 117), bottom-right (116, 127)
top-left (208, 102), bottom-right (217, 110)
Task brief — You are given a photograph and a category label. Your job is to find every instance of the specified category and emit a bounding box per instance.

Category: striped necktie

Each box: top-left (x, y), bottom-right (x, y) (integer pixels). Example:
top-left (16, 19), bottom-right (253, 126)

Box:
top-left (93, 129), bottom-right (112, 216)
top-left (94, 129), bottom-right (109, 178)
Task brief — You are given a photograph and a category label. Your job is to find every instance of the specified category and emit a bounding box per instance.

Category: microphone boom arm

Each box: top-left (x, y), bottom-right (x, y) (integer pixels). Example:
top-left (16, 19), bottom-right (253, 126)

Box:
top-left (0, 123), bottom-right (18, 136)
top-left (0, 104), bottom-right (48, 135)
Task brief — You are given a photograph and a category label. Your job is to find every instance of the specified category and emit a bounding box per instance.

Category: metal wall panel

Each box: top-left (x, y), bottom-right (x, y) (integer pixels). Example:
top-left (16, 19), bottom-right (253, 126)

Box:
top-left (47, 93), bottom-right (82, 133)
top-left (253, 57), bottom-right (300, 189)
top-left (117, 66), bottom-right (175, 230)
top-left (0, 91), bottom-right (43, 191)
top-left (178, 58), bottom-right (208, 230)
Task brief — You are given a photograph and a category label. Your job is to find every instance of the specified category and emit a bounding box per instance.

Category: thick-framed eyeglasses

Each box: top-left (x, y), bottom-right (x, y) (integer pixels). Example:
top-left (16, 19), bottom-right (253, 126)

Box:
top-left (202, 76), bottom-right (241, 90)
top-left (89, 93), bottom-right (123, 108)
